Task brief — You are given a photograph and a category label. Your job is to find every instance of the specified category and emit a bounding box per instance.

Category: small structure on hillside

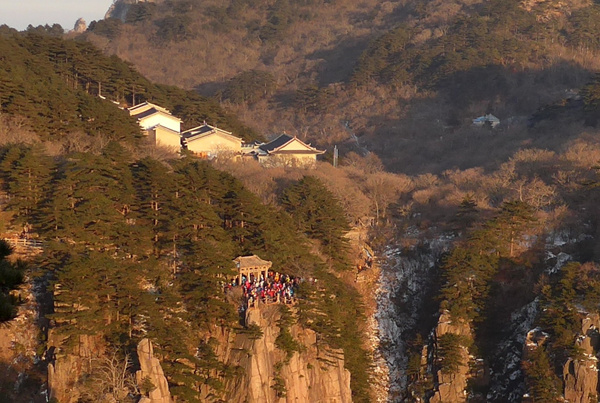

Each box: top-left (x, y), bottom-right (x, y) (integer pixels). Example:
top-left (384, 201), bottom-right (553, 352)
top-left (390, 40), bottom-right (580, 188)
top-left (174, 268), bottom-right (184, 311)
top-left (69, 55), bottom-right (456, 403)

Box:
top-left (127, 103), bottom-right (326, 166)
top-left (472, 114), bottom-right (500, 128)
top-left (253, 134), bottom-right (325, 168)
top-left (233, 255), bottom-right (272, 283)
top-left (181, 123), bottom-right (243, 158)
top-left (128, 102), bottom-right (182, 149)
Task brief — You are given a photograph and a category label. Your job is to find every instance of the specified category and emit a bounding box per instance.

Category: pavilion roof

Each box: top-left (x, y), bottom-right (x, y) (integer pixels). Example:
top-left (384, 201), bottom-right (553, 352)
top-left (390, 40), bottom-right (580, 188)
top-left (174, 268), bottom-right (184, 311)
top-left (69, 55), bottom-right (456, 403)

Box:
top-left (233, 255), bottom-right (273, 269)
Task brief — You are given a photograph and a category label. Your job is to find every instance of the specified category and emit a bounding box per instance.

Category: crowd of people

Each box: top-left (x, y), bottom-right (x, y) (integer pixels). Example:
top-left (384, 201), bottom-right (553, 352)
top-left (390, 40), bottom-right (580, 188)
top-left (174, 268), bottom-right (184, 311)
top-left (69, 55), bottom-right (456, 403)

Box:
top-left (225, 271), bottom-right (299, 308)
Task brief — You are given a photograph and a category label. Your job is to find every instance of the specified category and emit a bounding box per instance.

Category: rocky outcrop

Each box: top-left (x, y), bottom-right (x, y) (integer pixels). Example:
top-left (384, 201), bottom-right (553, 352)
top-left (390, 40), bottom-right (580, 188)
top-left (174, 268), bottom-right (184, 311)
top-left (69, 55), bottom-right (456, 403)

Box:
top-left (105, 0), bottom-right (160, 21)
top-left (375, 236), bottom-right (451, 401)
top-left (562, 314), bottom-right (600, 403)
top-left (73, 18), bottom-right (86, 33)
top-left (47, 333), bottom-right (105, 402)
top-left (216, 305), bottom-right (352, 403)
top-left (429, 311), bottom-right (473, 403)
top-left (0, 277), bottom-right (44, 401)
top-left (136, 338), bottom-right (172, 403)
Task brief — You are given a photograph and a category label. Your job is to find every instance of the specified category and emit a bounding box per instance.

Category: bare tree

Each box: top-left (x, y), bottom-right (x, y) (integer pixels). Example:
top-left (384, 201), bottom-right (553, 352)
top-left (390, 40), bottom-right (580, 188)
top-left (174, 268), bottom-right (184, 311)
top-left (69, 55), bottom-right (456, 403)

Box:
top-left (80, 350), bottom-right (138, 403)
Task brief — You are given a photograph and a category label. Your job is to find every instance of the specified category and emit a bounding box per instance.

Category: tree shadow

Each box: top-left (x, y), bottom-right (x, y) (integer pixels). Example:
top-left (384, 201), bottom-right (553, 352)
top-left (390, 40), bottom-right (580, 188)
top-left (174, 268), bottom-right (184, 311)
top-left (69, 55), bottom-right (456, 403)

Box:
top-left (0, 360), bottom-right (46, 403)
top-left (306, 35), bottom-right (372, 86)
top-left (195, 80), bottom-right (228, 98)
top-left (365, 60), bottom-right (596, 175)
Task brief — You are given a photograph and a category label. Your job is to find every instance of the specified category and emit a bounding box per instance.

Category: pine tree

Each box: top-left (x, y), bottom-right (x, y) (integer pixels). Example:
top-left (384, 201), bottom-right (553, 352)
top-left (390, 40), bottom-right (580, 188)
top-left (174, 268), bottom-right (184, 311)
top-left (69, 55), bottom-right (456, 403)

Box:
top-left (0, 240), bottom-right (24, 321)
top-left (132, 158), bottom-right (177, 257)
top-left (6, 145), bottom-right (54, 231)
top-left (523, 345), bottom-right (561, 402)
top-left (281, 176), bottom-right (351, 270)
top-left (486, 200), bottom-right (535, 258)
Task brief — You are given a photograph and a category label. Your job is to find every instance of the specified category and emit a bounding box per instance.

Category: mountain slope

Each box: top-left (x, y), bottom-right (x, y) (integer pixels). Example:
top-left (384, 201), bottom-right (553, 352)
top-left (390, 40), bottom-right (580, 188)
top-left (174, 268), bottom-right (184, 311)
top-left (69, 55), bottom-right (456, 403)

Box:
top-left (0, 27), bottom-right (257, 143)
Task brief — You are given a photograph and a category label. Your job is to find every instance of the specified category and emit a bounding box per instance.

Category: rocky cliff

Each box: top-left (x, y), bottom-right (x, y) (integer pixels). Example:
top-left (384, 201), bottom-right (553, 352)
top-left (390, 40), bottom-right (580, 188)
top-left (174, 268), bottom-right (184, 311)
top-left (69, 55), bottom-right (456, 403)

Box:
top-left (375, 235), bottom-right (451, 401)
top-left (105, 0), bottom-right (160, 22)
top-left (0, 276), bottom-right (45, 402)
top-left (215, 304), bottom-right (352, 403)
top-left (47, 333), bottom-right (106, 402)
top-left (562, 314), bottom-right (600, 403)
top-left (44, 302), bottom-right (352, 402)
top-left (429, 311), bottom-right (473, 403)
top-left (136, 338), bottom-right (172, 403)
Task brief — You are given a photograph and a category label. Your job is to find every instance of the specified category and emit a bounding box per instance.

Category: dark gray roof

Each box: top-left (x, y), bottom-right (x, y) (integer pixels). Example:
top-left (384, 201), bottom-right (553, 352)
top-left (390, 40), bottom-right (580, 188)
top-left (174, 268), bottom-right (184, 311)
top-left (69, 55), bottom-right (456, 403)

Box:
top-left (134, 108), bottom-right (181, 121)
top-left (259, 134), bottom-right (294, 152)
top-left (181, 124), bottom-right (241, 143)
top-left (258, 134), bottom-right (325, 155)
top-left (181, 125), bottom-right (214, 139)
top-left (134, 108), bottom-right (161, 120)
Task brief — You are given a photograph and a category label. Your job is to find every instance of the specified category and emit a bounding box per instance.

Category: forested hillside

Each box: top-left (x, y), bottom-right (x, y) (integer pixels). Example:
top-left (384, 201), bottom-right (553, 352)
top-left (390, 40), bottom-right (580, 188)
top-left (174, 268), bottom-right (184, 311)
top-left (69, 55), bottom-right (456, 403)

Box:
top-left (79, 2), bottom-right (600, 398)
top-left (0, 142), bottom-right (370, 401)
top-left (89, 0), bottom-right (600, 174)
top-left (0, 26), bottom-right (256, 144)
top-left (0, 29), bottom-right (374, 402)
top-left (5, 0), bottom-right (600, 401)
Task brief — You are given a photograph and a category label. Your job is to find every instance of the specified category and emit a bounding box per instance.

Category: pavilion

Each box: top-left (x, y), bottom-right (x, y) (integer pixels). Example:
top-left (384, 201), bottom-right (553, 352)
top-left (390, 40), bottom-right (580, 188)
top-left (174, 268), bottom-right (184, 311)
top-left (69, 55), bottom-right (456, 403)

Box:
top-left (233, 255), bottom-right (273, 284)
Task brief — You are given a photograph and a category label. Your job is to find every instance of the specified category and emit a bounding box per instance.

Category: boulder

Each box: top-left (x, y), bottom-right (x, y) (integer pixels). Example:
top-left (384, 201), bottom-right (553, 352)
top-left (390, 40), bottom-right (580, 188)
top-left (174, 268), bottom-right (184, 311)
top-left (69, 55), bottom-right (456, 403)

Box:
top-left (136, 338), bottom-right (172, 403)
top-left (73, 18), bottom-right (86, 33)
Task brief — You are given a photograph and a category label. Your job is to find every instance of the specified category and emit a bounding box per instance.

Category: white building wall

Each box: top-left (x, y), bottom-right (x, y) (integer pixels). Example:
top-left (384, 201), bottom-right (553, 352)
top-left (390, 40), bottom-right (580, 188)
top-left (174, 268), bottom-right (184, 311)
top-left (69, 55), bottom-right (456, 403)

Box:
top-left (138, 114), bottom-right (181, 133)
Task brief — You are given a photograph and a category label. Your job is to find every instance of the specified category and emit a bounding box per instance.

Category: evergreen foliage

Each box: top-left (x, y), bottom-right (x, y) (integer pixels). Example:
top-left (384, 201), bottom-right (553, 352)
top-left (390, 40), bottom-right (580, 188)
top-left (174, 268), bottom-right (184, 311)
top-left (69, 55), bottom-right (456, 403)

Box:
top-left (0, 240), bottom-right (24, 321)
top-left (0, 143), bottom-right (371, 400)
top-left (522, 344), bottom-right (562, 402)
top-left (88, 19), bottom-right (123, 39)
top-left (275, 305), bottom-right (303, 362)
top-left (295, 85), bottom-right (335, 115)
top-left (440, 200), bottom-right (535, 321)
top-left (437, 333), bottom-right (468, 375)
top-left (281, 176), bottom-right (351, 270)
top-left (125, 3), bottom-right (157, 24)
top-left (582, 72), bottom-right (600, 125)
top-left (155, 15), bottom-right (193, 42)
top-left (0, 145), bottom-right (54, 230)
top-left (259, 0), bottom-right (294, 42)
top-left (0, 31), bottom-right (256, 141)
top-left (0, 18), bottom-right (376, 402)
top-left (350, 0), bottom-right (575, 89)
top-left (450, 195), bottom-right (479, 233)
top-left (222, 70), bottom-right (276, 104)
top-left (540, 262), bottom-right (600, 355)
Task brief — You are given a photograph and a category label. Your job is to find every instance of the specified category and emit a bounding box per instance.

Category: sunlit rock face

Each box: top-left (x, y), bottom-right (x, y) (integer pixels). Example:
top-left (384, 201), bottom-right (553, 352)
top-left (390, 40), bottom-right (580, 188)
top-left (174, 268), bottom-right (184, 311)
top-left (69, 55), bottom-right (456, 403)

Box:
top-left (73, 18), bottom-right (86, 33)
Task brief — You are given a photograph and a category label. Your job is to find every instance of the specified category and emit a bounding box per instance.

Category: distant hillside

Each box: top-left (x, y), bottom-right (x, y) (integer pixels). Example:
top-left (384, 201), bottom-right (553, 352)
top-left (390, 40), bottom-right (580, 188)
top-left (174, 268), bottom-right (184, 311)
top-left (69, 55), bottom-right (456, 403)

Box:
top-left (84, 0), bottom-right (600, 174)
top-left (0, 26), bottom-right (257, 144)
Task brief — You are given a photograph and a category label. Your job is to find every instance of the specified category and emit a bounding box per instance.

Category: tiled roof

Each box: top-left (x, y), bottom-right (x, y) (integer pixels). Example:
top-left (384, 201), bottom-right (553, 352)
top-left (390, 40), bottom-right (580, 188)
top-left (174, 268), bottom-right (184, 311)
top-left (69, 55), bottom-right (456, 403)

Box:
top-left (135, 108), bottom-right (182, 122)
top-left (181, 124), bottom-right (242, 142)
top-left (259, 134), bottom-right (325, 154)
top-left (148, 124), bottom-right (181, 134)
top-left (128, 102), bottom-right (171, 116)
top-left (264, 150), bottom-right (323, 155)
top-left (182, 124), bottom-right (216, 137)
top-left (259, 134), bottom-right (294, 152)
top-left (233, 255), bottom-right (273, 269)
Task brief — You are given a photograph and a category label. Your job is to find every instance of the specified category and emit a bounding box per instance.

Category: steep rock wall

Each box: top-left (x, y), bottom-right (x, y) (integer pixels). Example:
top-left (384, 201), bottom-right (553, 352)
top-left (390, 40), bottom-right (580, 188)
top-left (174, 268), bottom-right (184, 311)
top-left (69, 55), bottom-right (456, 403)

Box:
top-left (0, 277), bottom-right (45, 402)
top-left (375, 235), bottom-right (451, 401)
top-left (47, 333), bottom-right (105, 403)
top-left (562, 314), bottom-right (600, 403)
top-left (136, 338), bottom-right (172, 403)
top-left (105, 0), bottom-right (160, 21)
top-left (217, 305), bottom-right (352, 403)
top-left (429, 311), bottom-right (473, 403)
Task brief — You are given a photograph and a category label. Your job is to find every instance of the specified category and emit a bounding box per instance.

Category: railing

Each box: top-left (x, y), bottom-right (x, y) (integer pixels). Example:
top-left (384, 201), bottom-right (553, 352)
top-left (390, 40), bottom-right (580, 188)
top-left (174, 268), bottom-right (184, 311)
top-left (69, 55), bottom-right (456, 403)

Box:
top-left (5, 238), bottom-right (44, 249)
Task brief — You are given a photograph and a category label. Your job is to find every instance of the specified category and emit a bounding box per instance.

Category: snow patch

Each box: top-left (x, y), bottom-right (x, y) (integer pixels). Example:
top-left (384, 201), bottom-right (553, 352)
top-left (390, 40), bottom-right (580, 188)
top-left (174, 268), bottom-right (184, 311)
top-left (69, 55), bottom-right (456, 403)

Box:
top-left (373, 234), bottom-right (452, 401)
